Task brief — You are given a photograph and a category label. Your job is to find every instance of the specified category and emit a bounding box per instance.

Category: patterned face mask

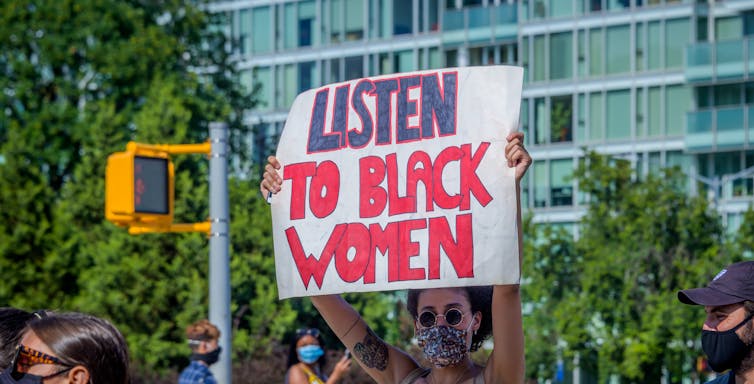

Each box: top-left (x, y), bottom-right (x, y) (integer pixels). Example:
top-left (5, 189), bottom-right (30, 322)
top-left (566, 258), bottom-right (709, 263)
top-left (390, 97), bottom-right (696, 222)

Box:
top-left (415, 321), bottom-right (473, 368)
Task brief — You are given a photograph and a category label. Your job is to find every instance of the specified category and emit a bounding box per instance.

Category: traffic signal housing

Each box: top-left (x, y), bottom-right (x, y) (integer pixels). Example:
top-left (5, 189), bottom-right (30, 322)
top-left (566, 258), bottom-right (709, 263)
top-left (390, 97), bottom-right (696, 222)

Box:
top-left (105, 144), bottom-right (174, 227)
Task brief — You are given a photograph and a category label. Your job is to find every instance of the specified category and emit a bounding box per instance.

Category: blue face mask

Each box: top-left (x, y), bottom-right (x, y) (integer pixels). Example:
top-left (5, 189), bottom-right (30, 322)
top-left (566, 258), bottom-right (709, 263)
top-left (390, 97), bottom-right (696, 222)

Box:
top-left (297, 345), bottom-right (324, 364)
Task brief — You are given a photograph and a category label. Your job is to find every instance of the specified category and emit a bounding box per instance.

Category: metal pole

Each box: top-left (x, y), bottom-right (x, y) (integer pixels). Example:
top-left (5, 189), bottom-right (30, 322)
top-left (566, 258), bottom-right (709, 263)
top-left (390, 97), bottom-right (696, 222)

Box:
top-left (209, 122), bottom-right (231, 383)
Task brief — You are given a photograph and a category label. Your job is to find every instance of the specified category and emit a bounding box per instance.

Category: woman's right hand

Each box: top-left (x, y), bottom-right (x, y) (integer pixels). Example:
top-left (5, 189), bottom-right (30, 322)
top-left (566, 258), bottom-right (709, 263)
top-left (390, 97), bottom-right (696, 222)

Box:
top-left (260, 155), bottom-right (282, 198)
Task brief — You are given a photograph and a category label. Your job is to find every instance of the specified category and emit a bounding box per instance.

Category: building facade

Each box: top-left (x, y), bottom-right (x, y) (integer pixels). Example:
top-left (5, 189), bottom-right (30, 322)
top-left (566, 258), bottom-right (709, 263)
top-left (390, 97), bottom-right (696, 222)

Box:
top-left (207, 0), bottom-right (754, 232)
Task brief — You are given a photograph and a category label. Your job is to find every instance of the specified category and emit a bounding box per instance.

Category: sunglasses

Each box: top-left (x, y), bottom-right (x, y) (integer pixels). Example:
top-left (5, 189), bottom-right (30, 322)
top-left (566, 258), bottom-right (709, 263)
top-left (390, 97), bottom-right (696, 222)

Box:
top-left (418, 308), bottom-right (467, 328)
top-left (11, 345), bottom-right (73, 380)
top-left (295, 328), bottom-right (320, 338)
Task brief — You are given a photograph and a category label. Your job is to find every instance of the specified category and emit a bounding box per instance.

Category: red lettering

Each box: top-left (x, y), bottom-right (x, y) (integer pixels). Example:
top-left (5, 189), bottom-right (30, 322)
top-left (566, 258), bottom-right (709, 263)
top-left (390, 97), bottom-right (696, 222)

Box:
top-left (386, 153), bottom-right (416, 216)
top-left (433, 146), bottom-right (463, 209)
top-left (428, 214), bottom-right (473, 279)
top-left (283, 162), bottom-right (317, 220)
top-left (309, 160), bottom-right (340, 218)
top-left (460, 143), bottom-right (492, 209)
top-left (285, 224), bottom-right (345, 289)
top-left (406, 151), bottom-right (434, 212)
top-left (397, 219), bottom-right (427, 281)
top-left (334, 223), bottom-right (372, 282)
top-left (359, 156), bottom-right (387, 218)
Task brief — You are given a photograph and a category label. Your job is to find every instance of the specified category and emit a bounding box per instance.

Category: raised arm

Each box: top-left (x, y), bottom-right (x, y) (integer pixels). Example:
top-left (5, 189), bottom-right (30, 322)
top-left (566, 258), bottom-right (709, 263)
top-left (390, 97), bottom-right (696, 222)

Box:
top-left (260, 156), bottom-right (419, 384)
top-left (484, 132), bottom-right (531, 384)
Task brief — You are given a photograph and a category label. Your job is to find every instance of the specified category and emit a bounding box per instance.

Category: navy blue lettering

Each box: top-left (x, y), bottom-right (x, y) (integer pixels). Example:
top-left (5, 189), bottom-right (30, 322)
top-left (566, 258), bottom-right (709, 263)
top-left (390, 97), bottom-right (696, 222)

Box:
top-left (331, 85), bottom-right (350, 148)
top-left (421, 72), bottom-right (457, 138)
top-left (373, 79), bottom-right (399, 145)
top-left (307, 89), bottom-right (340, 153)
top-left (397, 76), bottom-right (421, 143)
top-left (349, 80), bottom-right (374, 148)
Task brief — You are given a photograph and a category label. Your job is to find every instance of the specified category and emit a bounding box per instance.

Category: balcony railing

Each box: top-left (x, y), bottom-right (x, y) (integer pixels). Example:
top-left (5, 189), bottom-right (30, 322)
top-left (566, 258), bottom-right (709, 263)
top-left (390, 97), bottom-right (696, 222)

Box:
top-left (686, 105), bottom-right (754, 152)
top-left (442, 3), bottom-right (517, 44)
top-left (686, 38), bottom-right (754, 82)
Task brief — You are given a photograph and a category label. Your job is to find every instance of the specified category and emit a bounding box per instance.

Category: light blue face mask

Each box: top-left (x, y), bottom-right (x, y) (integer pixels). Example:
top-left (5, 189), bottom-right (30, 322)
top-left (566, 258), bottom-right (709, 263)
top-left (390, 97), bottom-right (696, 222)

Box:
top-left (297, 345), bottom-right (324, 364)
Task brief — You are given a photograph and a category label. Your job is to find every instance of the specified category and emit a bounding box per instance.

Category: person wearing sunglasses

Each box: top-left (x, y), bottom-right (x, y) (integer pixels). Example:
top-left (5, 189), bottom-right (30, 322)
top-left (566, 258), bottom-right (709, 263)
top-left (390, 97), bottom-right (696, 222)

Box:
top-left (261, 132), bottom-right (530, 384)
top-left (285, 327), bottom-right (351, 384)
top-left (178, 319), bottom-right (222, 384)
top-left (0, 311), bottom-right (130, 384)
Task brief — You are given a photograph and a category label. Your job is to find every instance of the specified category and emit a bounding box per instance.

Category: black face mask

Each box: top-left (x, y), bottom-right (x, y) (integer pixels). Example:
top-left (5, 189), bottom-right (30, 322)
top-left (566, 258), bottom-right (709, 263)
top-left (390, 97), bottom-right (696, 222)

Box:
top-left (191, 346), bottom-right (222, 366)
top-left (702, 315), bottom-right (754, 372)
top-left (0, 366), bottom-right (71, 384)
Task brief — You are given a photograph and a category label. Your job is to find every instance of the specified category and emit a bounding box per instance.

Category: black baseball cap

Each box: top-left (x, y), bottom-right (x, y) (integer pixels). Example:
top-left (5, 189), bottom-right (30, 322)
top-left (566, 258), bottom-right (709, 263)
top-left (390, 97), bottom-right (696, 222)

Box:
top-left (678, 261), bottom-right (754, 306)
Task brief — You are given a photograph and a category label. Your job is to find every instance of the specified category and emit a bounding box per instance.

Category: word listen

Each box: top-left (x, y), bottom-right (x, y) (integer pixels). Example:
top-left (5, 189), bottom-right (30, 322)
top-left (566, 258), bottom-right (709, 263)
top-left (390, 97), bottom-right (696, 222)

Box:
top-left (307, 71), bottom-right (458, 153)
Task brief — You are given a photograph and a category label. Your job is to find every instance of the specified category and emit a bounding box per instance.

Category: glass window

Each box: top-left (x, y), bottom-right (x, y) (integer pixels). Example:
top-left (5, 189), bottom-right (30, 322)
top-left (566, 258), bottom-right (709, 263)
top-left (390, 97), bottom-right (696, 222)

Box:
top-left (550, 32), bottom-right (573, 80)
top-left (394, 50), bottom-right (415, 72)
top-left (254, 67), bottom-right (273, 111)
top-left (698, 86), bottom-right (711, 108)
top-left (252, 7), bottom-right (272, 53)
top-left (345, 0), bottom-right (364, 40)
top-left (331, 0), bottom-right (343, 42)
top-left (648, 21), bottom-right (661, 70)
top-left (746, 82), bottom-right (754, 104)
top-left (607, 0), bottom-right (629, 11)
top-left (283, 64), bottom-right (296, 108)
top-left (697, 16), bottom-right (708, 42)
top-left (298, 61), bottom-right (316, 93)
top-left (549, 0), bottom-right (572, 18)
top-left (239, 9), bottom-right (252, 54)
top-left (429, 48), bottom-right (441, 69)
top-left (283, 3), bottom-right (297, 49)
top-left (665, 18), bottom-right (690, 69)
top-left (635, 23), bottom-right (644, 72)
top-left (636, 88), bottom-right (645, 137)
top-left (551, 95), bottom-right (573, 142)
top-left (577, 93), bottom-right (586, 142)
top-left (715, 84), bottom-right (741, 106)
top-left (666, 85), bottom-right (691, 136)
top-left (345, 56), bottom-right (364, 80)
top-left (606, 25), bottom-right (630, 74)
top-left (533, 161), bottom-right (547, 208)
top-left (535, 98), bottom-right (548, 144)
top-left (394, 0), bottom-right (413, 35)
top-left (520, 99), bottom-right (530, 142)
top-left (648, 86), bottom-right (662, 136)
top-left (551, 159), bottom-right (574, 206)
top-left (589, 28), bottom-right (603, 76)
top-left (534, 35), bottom-right (546, 82)
top-left (379, 52), bottom-right (391, 74)
top-left (577, 30), bottom-right (587, 77)
top-left (589, 92), bottom-right (603, 141)
top-left (330, 58), bottom-right (341, 83)
top-left (300, 1), bottom-right (316, 47)
top-left (649, 152), bottom-right (662, 175)
top-left (606, 89), bottom-right (631, 140)
top-left (521, 36), bottom-right (530, 83)
top-left (716, 16), bottom-right (743, 41)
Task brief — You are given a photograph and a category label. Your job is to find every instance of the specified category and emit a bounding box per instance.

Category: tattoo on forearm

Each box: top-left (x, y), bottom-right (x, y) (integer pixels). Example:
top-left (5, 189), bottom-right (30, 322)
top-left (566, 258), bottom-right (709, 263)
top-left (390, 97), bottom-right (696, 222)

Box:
top-left (353, 327), bottom-right (388, 371)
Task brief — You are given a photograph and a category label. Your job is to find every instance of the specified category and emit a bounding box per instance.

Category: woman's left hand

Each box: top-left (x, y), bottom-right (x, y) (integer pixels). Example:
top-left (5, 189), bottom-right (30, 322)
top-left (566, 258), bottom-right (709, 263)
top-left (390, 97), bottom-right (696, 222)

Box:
top-left (505, 132), bottom-right (532, 182)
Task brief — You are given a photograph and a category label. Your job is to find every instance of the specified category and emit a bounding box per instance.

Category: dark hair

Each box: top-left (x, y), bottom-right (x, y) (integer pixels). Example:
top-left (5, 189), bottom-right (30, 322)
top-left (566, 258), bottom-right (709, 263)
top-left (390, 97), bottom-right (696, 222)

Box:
top-left (745, 300), bottom-right (754, 316)
top-left (28, 312), bottom-right (130, 384)
top-left (407, 286), bottom-right (493, 352)
top-left (286, 328), bottom-right (328, 370)
top-left (0, 308), bottom-right (34, 369)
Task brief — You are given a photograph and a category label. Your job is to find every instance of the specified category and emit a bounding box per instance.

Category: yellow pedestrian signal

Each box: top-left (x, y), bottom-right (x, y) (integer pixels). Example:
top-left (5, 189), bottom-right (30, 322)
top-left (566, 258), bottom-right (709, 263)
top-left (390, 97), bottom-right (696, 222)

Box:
top-left (105, 145), bottom-right (174, 227)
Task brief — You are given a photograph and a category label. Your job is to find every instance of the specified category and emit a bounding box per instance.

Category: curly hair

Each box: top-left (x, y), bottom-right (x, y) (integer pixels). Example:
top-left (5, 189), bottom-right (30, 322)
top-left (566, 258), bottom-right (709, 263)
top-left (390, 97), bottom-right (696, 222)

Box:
top-left (407, 286), bottom-right (493, 352)
top-left (185, 319), bottom-right (220, 347)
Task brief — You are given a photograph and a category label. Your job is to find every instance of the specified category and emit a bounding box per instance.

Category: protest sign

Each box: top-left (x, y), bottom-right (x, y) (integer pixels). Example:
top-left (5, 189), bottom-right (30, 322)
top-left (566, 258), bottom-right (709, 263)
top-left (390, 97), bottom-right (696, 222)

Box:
top-left (271, 66), bottom-right (523, 299)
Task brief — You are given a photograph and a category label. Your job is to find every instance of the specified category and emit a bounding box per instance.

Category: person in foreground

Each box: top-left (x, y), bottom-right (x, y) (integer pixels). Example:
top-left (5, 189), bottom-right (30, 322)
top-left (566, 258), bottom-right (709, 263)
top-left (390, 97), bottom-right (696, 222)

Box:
top-left (0, 311), bottom-right (130, 384)
top-left (0, 308), bottom-right (36, 370)
top-left (179, 319), bottom-right (223, 384)
top-left (261, 132), bottom-right (531, 384)
top-left (285, 327), bottom-right (351, 384)
top-left (678, 260), bottom-right (754, 384)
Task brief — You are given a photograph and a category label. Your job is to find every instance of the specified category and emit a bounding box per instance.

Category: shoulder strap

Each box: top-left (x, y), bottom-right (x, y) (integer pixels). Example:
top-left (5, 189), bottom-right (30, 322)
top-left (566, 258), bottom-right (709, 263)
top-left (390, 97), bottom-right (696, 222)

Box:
top-left (399, 367), bottom-right (431, 384)
top-left (299, 365), bottom-right (325, 384)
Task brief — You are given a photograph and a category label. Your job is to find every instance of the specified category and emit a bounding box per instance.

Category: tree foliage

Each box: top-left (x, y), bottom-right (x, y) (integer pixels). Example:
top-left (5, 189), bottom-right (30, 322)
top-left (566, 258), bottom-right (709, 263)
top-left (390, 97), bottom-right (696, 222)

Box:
top-left (523, 151), bottom-right (736, 383)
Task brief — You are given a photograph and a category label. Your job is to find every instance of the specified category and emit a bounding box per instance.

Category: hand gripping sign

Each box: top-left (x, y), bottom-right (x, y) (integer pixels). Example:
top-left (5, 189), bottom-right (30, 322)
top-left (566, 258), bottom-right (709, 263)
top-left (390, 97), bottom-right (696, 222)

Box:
top-left (271, 66), bottom-right (523, 299)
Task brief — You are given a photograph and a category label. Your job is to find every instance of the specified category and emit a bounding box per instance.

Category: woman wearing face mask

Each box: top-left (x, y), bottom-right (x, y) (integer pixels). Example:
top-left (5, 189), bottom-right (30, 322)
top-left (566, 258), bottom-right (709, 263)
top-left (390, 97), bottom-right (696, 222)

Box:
top-left (0, 311), bottom-right (130, 384)
top-left (285, 328), bottom-right (351, 384)
top-left (261, 132), bottom-right (530, 384)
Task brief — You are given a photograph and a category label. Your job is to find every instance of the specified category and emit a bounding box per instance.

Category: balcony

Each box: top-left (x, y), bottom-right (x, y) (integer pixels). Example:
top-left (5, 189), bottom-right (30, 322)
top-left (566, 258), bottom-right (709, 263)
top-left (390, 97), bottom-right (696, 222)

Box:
top-left (686, 38), bottom-right (754, 82)
top-left (442, 3), bottom-right (517, 46)
top-left (686, 105), bottom-right (754, 152)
